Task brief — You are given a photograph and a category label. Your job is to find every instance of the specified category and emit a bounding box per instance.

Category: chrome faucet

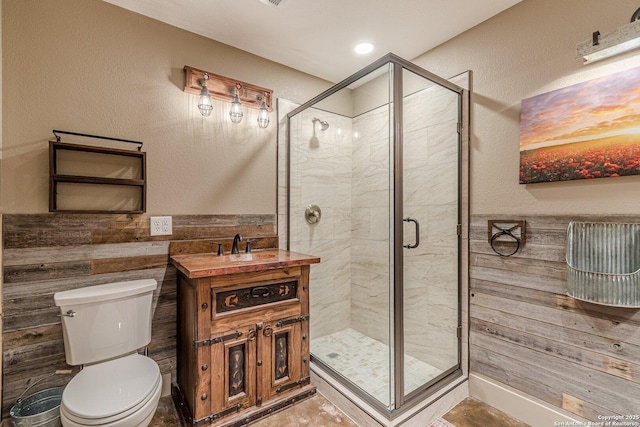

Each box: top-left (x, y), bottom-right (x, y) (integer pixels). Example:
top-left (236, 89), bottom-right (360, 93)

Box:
top-left (231, 234), bottom-right (243, 254)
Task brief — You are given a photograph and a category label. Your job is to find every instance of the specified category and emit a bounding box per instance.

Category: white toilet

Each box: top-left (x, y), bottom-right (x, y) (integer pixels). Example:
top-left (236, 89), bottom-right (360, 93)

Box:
top-left (54, 279), bottom-right (162, 427)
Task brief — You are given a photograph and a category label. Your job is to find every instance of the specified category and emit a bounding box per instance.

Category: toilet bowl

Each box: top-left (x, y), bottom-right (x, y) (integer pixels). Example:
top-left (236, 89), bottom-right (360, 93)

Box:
top-left (59, 354), bottom-right (162, 427)
top-left (54, 279), bottom-right (161, 427)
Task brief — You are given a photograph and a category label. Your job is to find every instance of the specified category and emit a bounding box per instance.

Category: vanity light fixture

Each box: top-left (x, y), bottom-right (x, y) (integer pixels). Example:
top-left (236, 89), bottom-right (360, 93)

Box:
top-left (229, 84), bottom-right (244, 124)
top-left (183, 66), bottom-right (273, 125)
top-left (257, 93), bottom-right (270, 129)
top-left (578, 7), bottom-right (640, 64)
top-left (197, 73), bottom-right (213, 117)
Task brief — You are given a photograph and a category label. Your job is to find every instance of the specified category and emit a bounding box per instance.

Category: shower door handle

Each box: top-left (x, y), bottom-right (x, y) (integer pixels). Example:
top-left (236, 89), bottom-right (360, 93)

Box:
top-left (403, 217), bottom-right (420, 249)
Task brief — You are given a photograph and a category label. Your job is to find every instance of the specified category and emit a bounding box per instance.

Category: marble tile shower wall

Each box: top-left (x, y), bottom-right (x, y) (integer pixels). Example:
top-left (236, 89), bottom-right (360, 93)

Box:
top-left (350, 105), bottom-right (391, 346)
top-left (348, 85), bottom-right (459, 372)
top-left (401, 86), bottom-right (460, 371)
top-left (280, 99), bottom-right (354, 339)
top-left (279, 86), bottom-right (459, 369)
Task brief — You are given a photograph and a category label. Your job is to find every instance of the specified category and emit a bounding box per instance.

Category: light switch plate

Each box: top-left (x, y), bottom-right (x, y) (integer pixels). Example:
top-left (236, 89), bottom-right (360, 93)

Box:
top-left (150, 216), bottom-right (172, 236)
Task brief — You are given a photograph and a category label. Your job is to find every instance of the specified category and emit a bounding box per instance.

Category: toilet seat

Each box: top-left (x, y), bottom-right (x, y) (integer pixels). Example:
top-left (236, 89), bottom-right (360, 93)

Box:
top-left (60, 353), bottom-right (161, 426)
top-left (60, 383), bottom-right (160, 427)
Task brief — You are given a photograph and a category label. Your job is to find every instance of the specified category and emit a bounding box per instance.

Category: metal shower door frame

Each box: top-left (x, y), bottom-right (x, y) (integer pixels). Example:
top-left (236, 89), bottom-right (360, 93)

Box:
top-left (286, 53), bottom-right (466, 418)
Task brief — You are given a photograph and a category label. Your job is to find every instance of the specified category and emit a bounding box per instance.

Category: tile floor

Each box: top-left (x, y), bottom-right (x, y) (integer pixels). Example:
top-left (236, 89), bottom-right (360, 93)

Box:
top-left (149, 394), bottom-right (529, 427)
top-left (148, 330), bottom-right (517, 426)
top-left (312, 328), bottom-right (443, 406)
top-left (442, 397), bottom-right (530, 427)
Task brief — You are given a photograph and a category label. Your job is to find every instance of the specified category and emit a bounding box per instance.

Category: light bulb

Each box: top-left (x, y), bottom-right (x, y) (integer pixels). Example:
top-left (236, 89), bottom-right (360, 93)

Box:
top-left (197, 76), bottom-right (213, 117)
top-left (257, 98), bottom-right (270, 129)
top-left (229, 92), bottom-right (243, 124)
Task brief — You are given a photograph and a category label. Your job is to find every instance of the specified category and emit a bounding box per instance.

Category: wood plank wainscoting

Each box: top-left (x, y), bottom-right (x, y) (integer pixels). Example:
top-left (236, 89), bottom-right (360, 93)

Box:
top-left (1, 213), bottom-right (276, 417)
top-left (470, 215), bottom-right (640, 421)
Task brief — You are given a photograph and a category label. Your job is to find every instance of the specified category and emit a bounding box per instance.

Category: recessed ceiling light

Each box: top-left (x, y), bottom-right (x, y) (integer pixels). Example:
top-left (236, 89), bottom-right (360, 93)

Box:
top-left (354, 42), bottom-right (374, 55)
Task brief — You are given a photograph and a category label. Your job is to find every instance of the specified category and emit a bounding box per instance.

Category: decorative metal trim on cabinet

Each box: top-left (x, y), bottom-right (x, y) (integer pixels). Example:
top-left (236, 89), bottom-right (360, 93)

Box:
top-left (215, 281), bottom-right (298, 313)
top-left (49, 131), bottom-right (146, 213)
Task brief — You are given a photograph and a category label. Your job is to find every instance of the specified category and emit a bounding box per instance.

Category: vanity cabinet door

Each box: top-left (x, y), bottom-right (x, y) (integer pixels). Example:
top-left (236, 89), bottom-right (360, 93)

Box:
top-left (209, 323), bottom-right (258, 421)
top-left (258, 319), bottom-right (308, 402)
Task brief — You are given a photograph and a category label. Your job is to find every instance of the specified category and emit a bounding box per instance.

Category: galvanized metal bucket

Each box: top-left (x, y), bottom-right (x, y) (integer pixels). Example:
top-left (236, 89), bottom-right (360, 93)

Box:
top-left (9, 387), bottom-right (63, 427)
top-left (566, 221), bottom-right (640, 307)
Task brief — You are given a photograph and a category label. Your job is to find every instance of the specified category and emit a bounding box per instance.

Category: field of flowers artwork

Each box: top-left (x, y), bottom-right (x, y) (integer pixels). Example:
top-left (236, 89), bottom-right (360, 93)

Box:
top-left (519, 66), bottom-right (640, 184)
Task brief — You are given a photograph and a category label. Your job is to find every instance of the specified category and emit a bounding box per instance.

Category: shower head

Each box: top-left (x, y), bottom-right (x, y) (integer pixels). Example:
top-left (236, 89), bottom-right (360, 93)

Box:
top-left (312, 117), bottom-right (330, 131)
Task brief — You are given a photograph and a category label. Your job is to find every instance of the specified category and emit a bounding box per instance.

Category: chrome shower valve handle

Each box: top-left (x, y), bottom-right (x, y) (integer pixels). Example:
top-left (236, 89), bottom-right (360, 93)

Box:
top-left (305, 204), bottom-right (322, 224)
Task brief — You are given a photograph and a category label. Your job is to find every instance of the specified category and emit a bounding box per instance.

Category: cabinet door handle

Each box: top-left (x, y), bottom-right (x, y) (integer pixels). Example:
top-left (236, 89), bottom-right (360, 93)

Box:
top-left (247, 328), bottom-right (256, 341)
top-left (263, 325), bottom-right (273, 337)
top-left (251, 286), bottom-right (273, 298)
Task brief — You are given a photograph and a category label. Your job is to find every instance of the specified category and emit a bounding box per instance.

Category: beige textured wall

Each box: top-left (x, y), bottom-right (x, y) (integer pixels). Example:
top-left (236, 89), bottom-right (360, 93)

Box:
top-left (413, 0), bottom-right (640, 215)
top-left (1, 0), bottom-right (346, 214)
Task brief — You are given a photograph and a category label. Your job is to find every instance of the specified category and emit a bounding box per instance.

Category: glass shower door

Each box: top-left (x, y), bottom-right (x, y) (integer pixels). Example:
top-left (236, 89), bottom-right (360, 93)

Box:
top-left (401, 69), bottom-right (461, 399)
top-left (284, 54), bottom-right (465, 415)
top-left (288, 63), bottom-right (397, 410)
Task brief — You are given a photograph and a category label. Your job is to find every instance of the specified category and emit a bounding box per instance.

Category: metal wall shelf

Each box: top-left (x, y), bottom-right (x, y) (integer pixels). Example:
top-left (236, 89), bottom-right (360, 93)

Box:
top-left (49, 139), bottom-right (147, 213)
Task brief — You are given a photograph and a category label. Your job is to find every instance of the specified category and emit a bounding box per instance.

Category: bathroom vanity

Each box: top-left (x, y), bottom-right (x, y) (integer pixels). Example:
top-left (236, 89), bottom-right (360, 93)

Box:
top-left (171, 249), bottom-right (320, 427)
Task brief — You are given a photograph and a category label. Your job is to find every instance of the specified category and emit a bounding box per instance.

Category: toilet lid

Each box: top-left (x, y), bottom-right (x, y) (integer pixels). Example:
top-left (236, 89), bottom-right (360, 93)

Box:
top-left (62, 353), bottom-right (160, 420)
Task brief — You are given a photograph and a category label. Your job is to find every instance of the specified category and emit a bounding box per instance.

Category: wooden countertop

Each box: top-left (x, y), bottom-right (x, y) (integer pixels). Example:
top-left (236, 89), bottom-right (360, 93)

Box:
top-left (170, 249), bottom-right (320, 279)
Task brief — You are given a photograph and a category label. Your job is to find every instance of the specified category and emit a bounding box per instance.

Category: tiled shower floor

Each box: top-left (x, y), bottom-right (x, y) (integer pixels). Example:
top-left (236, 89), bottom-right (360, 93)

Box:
top-left (311, 328), bottom-right (443, 406)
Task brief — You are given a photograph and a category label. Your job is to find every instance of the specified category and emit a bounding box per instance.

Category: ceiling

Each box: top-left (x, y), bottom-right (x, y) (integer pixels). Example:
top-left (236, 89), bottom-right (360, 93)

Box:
top-left (103, 0), bottom-right (522, 83)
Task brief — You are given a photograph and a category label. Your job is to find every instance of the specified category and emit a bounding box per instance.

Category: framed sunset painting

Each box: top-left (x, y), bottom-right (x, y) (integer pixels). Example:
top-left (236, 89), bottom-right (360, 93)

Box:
top-left (519, 66), bottom-right (640, 184)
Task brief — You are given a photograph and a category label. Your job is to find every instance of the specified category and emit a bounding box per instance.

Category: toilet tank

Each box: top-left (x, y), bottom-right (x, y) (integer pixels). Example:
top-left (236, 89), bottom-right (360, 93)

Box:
top-left (54, 279), bottom-right (157, 366)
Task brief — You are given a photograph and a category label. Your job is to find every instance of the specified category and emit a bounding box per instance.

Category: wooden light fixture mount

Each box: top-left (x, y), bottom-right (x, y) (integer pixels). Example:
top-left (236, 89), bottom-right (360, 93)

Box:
top-left (184, 66), bottom-right (273, 112)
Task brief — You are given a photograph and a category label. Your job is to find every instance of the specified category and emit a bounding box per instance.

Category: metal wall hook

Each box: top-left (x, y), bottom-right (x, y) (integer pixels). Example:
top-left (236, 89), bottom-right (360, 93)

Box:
top-left (488, 220), bottom-right (525, 257)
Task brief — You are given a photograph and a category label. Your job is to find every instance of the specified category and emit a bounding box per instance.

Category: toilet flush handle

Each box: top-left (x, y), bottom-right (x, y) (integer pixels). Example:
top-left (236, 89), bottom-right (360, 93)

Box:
top-left (57, 310), bottom-right (76, 318)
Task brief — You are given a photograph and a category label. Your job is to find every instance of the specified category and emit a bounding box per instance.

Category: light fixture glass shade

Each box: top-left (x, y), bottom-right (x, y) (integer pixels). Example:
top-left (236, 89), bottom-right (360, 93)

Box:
top-left (577, 19), bottom-right (640, 64)
top-left (197, 85), bottom-right (213, 117)
top-left (229, 93), bottom-right (244, 123)
top-left (257, 100), bottom-right (270, 129)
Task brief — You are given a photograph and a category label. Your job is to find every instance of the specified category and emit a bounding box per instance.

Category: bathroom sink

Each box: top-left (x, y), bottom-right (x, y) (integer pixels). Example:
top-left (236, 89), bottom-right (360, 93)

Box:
top-left (170, 249), bottom-right (320, 279)
top-left (226, 252), bottom-right (279, 262)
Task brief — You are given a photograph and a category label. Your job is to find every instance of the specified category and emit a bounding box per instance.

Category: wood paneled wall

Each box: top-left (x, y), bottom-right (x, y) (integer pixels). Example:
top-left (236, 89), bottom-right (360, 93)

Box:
top-left (1, 213), bottom-right (276, 416)
top-left (470, 215), bottom-right (640, 421)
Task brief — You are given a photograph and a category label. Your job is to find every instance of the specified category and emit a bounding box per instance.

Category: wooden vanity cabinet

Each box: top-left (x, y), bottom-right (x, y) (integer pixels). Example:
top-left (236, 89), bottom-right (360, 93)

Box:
top-left (174, 263), bottom-right (316, 427)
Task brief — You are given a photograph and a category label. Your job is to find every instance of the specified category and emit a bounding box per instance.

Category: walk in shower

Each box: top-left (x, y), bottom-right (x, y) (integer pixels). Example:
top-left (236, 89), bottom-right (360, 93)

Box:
top-left (279, 54), bottom-right (469, 417)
